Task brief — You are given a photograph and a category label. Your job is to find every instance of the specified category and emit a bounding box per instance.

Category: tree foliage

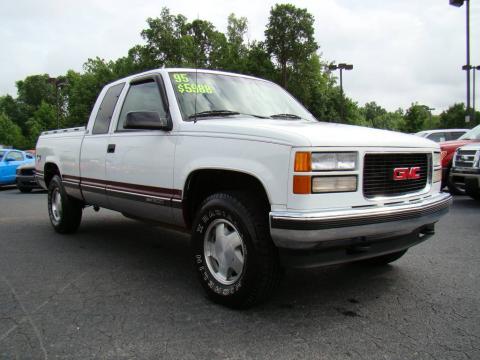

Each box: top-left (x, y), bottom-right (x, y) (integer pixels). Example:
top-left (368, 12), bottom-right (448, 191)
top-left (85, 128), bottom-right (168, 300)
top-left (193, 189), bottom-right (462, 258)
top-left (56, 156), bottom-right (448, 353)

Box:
top-left (0, 113), bottom-right (25, 148)
top-left (265, 4), bottom-right (318, 87)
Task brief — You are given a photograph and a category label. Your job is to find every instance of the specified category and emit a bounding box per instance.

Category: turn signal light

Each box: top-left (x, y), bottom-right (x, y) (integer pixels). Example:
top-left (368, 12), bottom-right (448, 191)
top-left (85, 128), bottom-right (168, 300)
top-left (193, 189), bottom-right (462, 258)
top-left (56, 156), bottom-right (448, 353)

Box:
top-left (294, 152), bottom-right (311, 172)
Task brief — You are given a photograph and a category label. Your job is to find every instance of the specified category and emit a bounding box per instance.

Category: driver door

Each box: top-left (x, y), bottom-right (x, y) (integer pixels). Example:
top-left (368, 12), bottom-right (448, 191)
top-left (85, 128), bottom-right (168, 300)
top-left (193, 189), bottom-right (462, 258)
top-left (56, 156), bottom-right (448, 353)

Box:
top-left (105, 75), bottom-right (177, 224)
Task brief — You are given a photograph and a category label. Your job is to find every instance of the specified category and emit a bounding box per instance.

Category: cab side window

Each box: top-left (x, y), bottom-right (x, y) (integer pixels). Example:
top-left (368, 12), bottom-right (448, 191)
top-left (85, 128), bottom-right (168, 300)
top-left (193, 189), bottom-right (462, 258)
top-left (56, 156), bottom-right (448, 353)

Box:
top-left (92, 83), bottom-right (125, 135)
top-left (117, 80), bottom-right (167, 130)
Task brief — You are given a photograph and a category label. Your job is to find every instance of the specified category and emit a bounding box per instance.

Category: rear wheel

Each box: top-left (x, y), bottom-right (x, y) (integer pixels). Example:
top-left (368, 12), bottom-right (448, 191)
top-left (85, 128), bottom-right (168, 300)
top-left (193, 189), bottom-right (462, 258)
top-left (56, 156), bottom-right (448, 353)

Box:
top-left (361, 249), bottom-right (407, 266)
top-left (191, 192), bottom-right (281, 309)
top-left (48, 175), bottom-right (83, 233)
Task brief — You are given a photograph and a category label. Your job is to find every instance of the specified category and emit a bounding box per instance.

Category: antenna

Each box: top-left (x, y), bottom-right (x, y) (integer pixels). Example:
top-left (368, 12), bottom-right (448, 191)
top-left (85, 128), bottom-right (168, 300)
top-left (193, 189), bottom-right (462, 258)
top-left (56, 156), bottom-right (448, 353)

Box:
top-left (194, 65), bottom-right (198, 123)
top-left (194, 12), bottom-right (199, 124)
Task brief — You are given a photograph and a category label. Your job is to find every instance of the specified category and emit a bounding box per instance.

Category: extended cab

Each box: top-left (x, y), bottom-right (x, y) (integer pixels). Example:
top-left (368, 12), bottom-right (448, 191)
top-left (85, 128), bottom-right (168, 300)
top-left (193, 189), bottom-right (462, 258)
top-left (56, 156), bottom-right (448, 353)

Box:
top-left (36, 69), bottom-right (451, 308)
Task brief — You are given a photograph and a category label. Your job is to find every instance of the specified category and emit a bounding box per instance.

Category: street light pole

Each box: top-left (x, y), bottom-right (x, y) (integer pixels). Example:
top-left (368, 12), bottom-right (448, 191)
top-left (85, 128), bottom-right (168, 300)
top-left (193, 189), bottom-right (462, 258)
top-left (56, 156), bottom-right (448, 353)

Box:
top-left (449, 0), bottom-right (471, 123)
top-left (328, 63), bottom-right (353, 123)
top-left (466, 0), bottom-right (471, 115)
top-left (48, 77), bottom-right (66, 129)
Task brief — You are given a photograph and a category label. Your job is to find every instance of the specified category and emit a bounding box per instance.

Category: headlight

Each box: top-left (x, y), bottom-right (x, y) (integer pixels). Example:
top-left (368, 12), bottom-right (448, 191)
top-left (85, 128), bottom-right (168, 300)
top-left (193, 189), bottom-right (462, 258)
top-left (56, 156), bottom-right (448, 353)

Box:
top-left (295, 152), bottom-right (357, 172)
top-left (433, 152), bottom-right (441, 168)
top-left (310, 152), bottom-right (357, 171)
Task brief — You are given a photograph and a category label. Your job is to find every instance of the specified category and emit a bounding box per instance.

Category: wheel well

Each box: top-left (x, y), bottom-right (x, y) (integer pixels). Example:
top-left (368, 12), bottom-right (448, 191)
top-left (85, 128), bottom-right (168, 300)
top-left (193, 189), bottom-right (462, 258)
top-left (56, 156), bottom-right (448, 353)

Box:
top-left (183, 170), bottom-right (271, 229)
top-left (44, 163), bottom-right (60, 187)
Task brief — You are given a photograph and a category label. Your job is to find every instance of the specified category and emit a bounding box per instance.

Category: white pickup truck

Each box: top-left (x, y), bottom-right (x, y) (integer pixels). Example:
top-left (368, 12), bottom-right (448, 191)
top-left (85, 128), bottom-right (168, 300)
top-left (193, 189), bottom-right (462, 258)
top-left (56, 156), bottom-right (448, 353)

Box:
top-left (36, 69), bottom-right (452, 308)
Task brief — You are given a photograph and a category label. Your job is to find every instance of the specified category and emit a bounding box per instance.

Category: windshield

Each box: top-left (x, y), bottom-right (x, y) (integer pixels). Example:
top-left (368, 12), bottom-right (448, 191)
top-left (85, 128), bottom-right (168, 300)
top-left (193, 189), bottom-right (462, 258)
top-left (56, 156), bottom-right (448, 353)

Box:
top-left (0, 151), bottom-right (5, 161)
top-left (459, 124), bottom-right (480, 140)
top-left (169, 72), bottom-right (315, 121)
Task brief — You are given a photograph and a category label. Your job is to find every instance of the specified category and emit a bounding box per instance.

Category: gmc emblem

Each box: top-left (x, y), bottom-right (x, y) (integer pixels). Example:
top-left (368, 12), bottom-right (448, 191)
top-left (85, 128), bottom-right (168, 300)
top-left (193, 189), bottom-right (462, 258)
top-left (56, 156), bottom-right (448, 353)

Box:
top-left (393, 167), bottom-right (421, 181)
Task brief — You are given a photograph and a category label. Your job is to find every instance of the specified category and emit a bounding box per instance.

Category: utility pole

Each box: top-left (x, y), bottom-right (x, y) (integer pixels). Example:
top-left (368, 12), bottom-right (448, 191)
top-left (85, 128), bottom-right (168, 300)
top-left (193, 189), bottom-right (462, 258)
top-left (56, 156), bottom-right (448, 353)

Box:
top-left (48, 77), bottom-right (66, 129)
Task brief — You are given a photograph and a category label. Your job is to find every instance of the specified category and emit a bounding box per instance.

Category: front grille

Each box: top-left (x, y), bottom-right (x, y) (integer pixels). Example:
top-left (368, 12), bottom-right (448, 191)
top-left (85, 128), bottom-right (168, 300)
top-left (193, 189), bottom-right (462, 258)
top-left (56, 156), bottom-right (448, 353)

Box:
top-left (454, 149), bottom-right (477, 168)
top-left (363, 153), bottom-right (430, 198)
top-left (20, 168), bottom-right (35, 176)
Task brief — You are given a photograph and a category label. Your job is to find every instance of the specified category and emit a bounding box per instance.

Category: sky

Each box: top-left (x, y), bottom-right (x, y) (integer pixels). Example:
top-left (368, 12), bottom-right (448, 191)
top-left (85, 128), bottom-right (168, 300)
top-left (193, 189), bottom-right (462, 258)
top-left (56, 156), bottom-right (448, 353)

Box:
top-left (1, 0), bottom-right (479, 114)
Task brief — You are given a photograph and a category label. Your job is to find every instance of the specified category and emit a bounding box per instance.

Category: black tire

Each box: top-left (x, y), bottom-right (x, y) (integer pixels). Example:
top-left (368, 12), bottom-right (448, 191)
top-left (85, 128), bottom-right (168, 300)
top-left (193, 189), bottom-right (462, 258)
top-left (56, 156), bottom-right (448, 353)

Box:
top-left (361, 249), bottom-right (408, 266)
top-left (468, 193), bottom-right (480, 201)
top-left (191, 192), bottom-right (281, 309)
top-left (47, 175), bottom-right (83, 233)
top-left (18, 186), bottom-right (32, 193)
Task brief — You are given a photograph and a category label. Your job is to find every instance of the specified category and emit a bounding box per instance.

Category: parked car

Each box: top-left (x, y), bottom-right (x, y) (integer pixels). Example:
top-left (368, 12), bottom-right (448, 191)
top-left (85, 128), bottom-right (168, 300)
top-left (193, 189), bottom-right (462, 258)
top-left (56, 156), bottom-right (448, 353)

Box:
top-left (439, 124), bottom-right (480, 193)
top-left (415, 129), bottom-right (468, 142)
top-left (0, 149), bottom-right (35, 187)
top-left (36, 68), bottom-right (451, 308)
top-left (16, 163), bottom-right (40, 193)
top-left (449, 143), bottom-right (480, 200)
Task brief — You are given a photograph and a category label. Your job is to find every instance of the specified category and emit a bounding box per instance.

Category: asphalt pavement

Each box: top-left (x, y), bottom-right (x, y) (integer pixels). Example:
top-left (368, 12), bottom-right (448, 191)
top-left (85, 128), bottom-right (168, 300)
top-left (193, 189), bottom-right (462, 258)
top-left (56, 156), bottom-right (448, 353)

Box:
top-left (0, 186), bottom-right (479, 359)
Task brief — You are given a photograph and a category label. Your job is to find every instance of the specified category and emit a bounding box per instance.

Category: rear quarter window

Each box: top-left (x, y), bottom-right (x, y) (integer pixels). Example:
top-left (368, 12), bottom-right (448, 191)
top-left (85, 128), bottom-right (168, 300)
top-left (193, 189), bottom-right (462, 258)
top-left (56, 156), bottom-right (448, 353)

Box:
top-left (92, 83), bottom-right (125, 135)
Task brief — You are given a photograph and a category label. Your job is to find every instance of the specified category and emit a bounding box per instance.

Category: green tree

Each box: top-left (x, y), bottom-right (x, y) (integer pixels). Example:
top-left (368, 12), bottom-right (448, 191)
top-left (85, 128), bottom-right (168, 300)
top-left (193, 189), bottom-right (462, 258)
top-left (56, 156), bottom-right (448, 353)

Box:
top-left (0, 113), bottom-right (25, 148)
top-left (265, 4), bottom-right (318, 87)
top-left (224, 14), bottom-right (249, 72)
top-left (438, 103), bottom-right (479, 129)
top-left (243, 41), bottom-right (276, 80)
top-left (362, 102), bottom-right (387, 126)
top-left (403, 103), bottom-right (429, 133)
top-left (16, 74), bottom-right (56, 108)
top-left (25, 101), bottom-right (56, 147)
top-left (373, 109), bottom-right (405, 131)
top-left (0, 95), bottom-right (29, 132)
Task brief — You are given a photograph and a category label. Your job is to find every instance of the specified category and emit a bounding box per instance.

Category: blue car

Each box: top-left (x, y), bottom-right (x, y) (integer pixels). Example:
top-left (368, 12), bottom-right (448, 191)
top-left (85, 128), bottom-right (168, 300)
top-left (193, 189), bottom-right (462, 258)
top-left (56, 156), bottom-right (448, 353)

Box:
top-left (0, 149), bottom-right (35, 186)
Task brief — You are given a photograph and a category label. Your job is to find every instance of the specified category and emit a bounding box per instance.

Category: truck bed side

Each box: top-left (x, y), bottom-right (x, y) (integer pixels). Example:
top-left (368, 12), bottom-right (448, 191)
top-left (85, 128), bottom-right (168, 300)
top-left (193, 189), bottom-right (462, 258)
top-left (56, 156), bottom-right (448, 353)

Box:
top-left (35, 127), bottom-right (85, 193)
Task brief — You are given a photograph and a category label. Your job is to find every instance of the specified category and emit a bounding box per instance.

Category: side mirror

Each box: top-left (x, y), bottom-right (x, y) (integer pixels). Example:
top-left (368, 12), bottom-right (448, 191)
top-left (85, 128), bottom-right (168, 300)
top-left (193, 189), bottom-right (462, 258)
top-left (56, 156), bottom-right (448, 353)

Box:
top-left (124, 111), bottom-right (171, 131)
top-left (5, 157), bottom-right (15, 162)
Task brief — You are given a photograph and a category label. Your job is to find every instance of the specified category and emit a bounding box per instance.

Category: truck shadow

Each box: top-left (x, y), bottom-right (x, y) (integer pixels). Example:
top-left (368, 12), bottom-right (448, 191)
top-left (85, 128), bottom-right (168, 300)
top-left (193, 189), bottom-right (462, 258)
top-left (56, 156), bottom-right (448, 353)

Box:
top-left (451, 195), bottom-right (480, 210)
top-left (70, 211), bottom-right (404, 319)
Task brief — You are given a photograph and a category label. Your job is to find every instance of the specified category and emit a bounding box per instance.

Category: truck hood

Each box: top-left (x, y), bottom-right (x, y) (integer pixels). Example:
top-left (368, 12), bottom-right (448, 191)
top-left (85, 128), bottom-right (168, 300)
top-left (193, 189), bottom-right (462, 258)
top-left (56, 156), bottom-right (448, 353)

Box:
top-left (181, 118), bottom-right (438, 148)
top-left (456, 142), bottom-right (480, 151)
top-left (440, 139), bottom-right (479, 150)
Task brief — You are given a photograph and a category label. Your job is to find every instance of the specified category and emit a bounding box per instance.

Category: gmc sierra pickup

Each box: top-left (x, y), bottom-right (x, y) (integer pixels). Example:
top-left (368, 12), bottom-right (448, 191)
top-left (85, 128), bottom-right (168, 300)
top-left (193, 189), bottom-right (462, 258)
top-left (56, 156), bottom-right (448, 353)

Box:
top-left (36, 69), bottom-right (452, 308)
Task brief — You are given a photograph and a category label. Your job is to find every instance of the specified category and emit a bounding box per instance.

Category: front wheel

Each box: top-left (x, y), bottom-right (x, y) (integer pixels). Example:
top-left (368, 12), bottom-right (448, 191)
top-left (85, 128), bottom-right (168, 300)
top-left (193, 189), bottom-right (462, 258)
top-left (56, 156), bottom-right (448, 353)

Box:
top-left (48, 175), bottom-right (83, 233)
top-left (191, 192), bottom-right (281, 309)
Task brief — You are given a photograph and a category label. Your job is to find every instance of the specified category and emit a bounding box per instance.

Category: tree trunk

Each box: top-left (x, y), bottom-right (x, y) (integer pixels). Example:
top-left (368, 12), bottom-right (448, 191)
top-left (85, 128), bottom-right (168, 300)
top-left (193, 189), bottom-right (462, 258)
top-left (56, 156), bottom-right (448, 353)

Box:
top-left (281, 62), bottom-right (287, 88)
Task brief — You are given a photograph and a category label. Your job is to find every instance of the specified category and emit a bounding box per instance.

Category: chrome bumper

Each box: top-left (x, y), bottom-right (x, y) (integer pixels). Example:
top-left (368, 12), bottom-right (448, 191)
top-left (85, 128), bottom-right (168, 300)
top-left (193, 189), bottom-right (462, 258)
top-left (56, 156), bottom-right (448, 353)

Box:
top-left (270, 192), bottom-right (452, 249)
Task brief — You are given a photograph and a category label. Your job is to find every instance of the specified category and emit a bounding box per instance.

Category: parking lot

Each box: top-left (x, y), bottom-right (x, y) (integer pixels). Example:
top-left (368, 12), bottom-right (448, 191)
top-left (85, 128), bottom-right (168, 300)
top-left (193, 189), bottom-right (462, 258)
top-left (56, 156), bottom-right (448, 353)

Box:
top-left (0, 187), bottom-right (479, 359)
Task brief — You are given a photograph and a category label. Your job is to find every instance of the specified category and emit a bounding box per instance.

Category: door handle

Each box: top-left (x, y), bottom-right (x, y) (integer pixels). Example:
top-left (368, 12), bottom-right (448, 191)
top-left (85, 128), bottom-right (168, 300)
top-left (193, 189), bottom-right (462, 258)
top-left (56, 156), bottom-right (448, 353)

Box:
top-left (107, 144), bottom-right (116, 153)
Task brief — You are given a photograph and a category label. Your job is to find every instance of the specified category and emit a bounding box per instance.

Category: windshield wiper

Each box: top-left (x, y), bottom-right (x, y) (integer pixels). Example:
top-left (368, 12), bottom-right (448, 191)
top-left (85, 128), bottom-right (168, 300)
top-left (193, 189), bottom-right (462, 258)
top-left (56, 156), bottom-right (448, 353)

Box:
top-left (270, 113), bottom-right (302, 119)
top-left (189, 110), bottom-right (270, 120)
top-left (188, 110), bottom-right (240, 119)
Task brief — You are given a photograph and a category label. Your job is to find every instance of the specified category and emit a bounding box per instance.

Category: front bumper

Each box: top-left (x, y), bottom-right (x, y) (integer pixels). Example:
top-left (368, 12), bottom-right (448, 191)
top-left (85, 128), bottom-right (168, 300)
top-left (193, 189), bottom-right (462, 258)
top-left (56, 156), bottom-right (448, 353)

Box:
top-left (270, 192), bottom-right (452, 250)
top-left (16, 175), bottom-right (40, 188)
top-left (450, 168), bottom-right (480, 195)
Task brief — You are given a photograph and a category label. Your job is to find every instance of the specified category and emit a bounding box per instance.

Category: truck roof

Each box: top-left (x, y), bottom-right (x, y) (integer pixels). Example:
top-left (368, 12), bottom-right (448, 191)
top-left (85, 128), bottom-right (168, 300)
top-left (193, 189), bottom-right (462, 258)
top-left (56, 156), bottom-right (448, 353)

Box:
top-left (106, 68), bottom-right (267, 88)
